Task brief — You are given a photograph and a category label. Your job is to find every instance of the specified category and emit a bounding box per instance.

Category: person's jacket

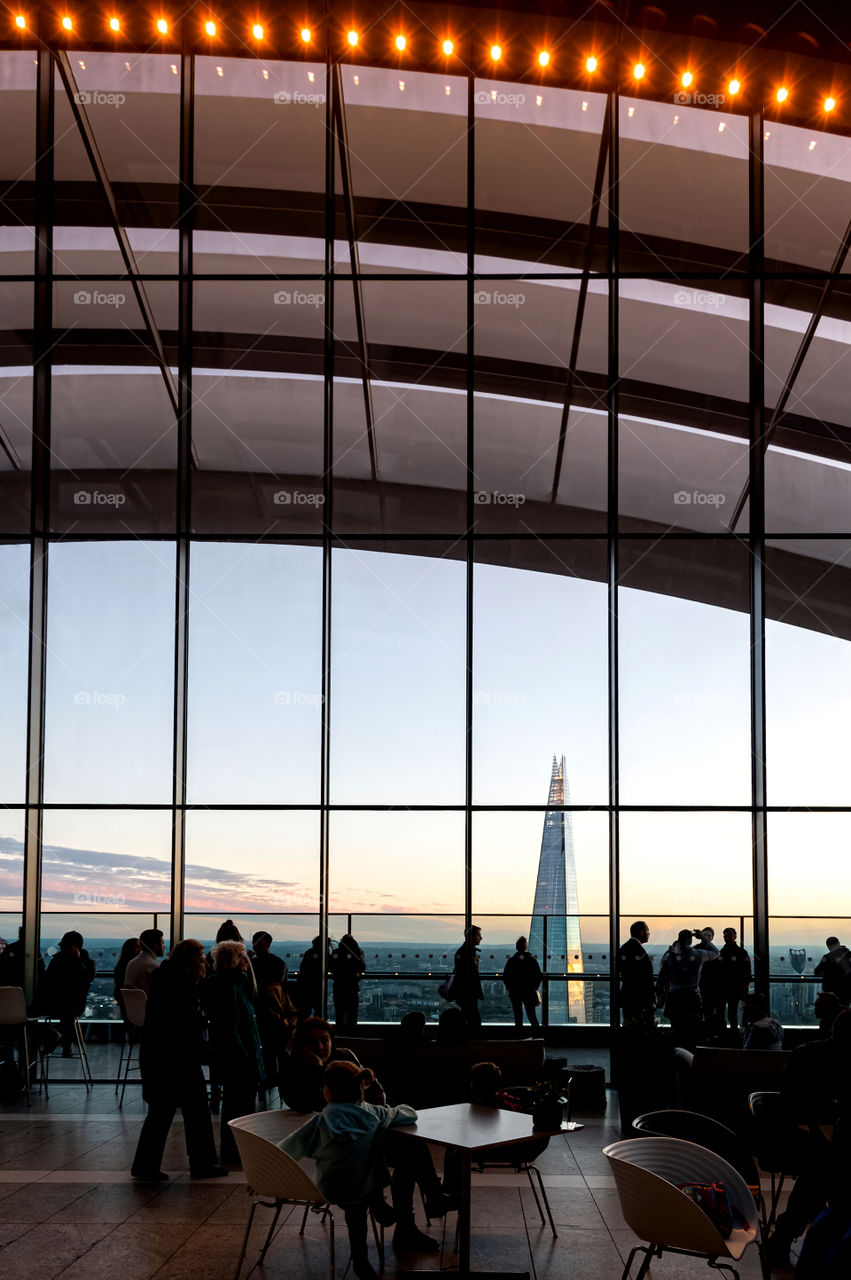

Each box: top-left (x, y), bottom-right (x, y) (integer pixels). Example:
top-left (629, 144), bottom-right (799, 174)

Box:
top-left (279, 1046), bottom-right (362, 1113)
top-left (815, 946), bottom-right (851, 998)
top-left (657, 940), bottom-right (718, 997)
top-left (281, 1100), bottom-right (416, 1205)
top-left (332, 949), bottom-right (365, 995)
top-left (617, 937), bottom-right (654, 1013)
top-left (139, 963), bottom-right (208, 1102)
top-left (503, 951), bottom-right (542, 995)
top-left (38, 948), bottom-right (95, 1015)
top-left (716, 942), bottom-right (752, 996)
top-left (124, 948), bottom-right (160, 997)
top-left (200, 968), bottom-right (264, 1083)
top-left (295, 947), bottom-right (327, 1007)
top-left (453, 941), bottom-right (483, 1004)
top-left (742, 1015), bottom-right (784, 1052)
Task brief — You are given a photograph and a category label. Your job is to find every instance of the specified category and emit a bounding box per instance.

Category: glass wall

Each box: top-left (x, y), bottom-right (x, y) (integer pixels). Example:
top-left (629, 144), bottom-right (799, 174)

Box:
top-left (3, 41), bottom-right (850, 1029)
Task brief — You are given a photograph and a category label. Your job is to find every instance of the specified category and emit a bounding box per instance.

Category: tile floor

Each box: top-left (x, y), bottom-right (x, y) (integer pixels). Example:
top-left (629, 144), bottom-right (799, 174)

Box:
top-left (0, 1065), bottom-right (787, 1280)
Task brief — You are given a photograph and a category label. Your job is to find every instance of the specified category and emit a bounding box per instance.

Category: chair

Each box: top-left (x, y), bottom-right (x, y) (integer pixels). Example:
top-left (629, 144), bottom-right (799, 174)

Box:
top-left (472, 1148), bottom-right (557, 1238)
top-left (748, 1091), bottom-right (801, 1230)
top-left (633, 1109), bottom-right (764, 1222)
top-left (0, 986), bottom-right (41, 1104)
top-left (228, 1116), bottom-right (335, 1280)
top-left (117, 988), bottom-right (146, 1107)
top-left (603, 1136), bottom-right (769, 1280)
top-left (39, 1013), bottom-right (93, 1096)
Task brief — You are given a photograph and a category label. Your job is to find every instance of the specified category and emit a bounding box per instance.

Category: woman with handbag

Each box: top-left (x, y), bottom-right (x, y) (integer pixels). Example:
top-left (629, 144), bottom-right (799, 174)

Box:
top-left (502, 936), bottom-right (543, 1033)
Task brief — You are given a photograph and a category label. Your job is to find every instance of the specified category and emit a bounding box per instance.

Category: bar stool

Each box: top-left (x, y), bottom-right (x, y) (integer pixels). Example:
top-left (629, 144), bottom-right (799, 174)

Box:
top-left (40, 1013), bottom-right (93, 1096)
top-left (117, 988), bottom-right (147, 1106)
top-left (0, 986), bottom-right (42, 1104)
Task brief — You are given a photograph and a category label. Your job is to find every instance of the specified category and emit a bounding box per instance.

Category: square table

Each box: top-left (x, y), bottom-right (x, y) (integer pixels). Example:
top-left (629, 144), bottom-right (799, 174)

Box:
top-left (394, 1102), bottom-right (566, 1277)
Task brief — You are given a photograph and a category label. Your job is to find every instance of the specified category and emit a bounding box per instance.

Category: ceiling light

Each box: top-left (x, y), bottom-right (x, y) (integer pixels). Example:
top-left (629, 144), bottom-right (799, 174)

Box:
top-left (824, 96), bottom-right (836, 112)
top-left (300, 27), bottom-right (311, 43)
top-left (633, 62), bottom-right (645, 81)
top-left (204, 19), bottom-right (216, 37)
top-left (109, 17), bottom-right (120, 32)
top-left (538, 51), bottom-right (550, 68)
top-left (61, 15), bottom-right (73, 30)
top-left (490, 44), bottom-right (501, 62)
top-left (347, 30), bottom-right (358, 47)
top-left (442, 39), bottom-right (454, 56)
top-left (776, 86), bottom-right (788, 104)
top-left (156, 18), bottom-right (168, 34)
top-left (681, 71), bottom-right (693, 88)
top-left (252, 23), bottom-right (263, 40)
top-left (585, 56), bottom-right (598, 73)
top-left (728, 78), bottom-right (741, 96)
top-left (395, 34), bottom-right (406, 52)
top-left (14, 13), bottom-right (26, 27)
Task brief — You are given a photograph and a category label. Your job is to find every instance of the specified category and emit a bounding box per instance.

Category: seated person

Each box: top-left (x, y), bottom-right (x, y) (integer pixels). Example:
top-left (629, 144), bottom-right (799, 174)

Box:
top-left (38, 931), bottom-right (96, 1057)
top-left (444, 1062), bottom-right (549, 1192)
top-left (282, 1060), bottom-right (455, 1272)
top-left (384, 1010), bottom-right (430, 1045)
top-left (436, 1006), bottom-right (468, 1045)
top-left (280, 1016), bottom-right (382, 1112)
top-left (741, 993), bottom-right (784, 1051)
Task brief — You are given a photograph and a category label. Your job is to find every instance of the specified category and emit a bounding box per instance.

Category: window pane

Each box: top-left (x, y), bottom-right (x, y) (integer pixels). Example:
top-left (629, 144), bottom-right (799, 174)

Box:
top-left (40, 809), bottom-right (172, 912)
top-left (0, 811), bottom-right (24, 924)
top-left (765, 122), bottom-right (851, 273)
top-left (766, 540), bottom-right (851, 804)
top-left (44, 542), bottom-right (175, 803)
top-left (473, 545), bottom-right (608, 803)
top-left (619, 540), bottom-right (751, 805)
top-left (0, 51), bottom-right (36, 273)
top-left (0, 543), bottom-right (29, 801)
top-left (620, 813), bottom-right (753, 919)
top-left (188, 542), bottom-right (322, 803)
top-left (329, 812), bottom-right (465, 915)
top-left (0, 282), bottom-right (32, 531)
top-left (330, 548), bottom-right (466, 803)
top-left (185, 810), bottom-right (319, 914)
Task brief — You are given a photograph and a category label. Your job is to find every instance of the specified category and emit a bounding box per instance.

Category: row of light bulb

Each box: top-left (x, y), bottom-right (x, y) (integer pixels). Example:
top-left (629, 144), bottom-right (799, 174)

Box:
top-left (8, 15), bottom-right (840, 111)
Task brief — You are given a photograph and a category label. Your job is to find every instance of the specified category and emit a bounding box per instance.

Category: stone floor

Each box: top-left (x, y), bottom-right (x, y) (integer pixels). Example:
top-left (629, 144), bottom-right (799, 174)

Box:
top-left (0, 1063), bottom-right (788, 1280)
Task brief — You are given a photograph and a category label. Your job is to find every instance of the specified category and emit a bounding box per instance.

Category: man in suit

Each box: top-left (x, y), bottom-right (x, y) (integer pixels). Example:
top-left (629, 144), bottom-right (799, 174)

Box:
top-left (618, 921), bottom-right (655, 1024)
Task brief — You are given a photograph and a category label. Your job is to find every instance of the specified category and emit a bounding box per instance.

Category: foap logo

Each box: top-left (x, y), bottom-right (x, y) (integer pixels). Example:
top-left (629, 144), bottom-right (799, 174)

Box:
top-left (673, 91), bottom-right (726, 107)
top-left (474, 290), bottom-right (526, 307)
top-left (474, 490), bottom-right (526, 507)
top-left (73, 89), bottom-right (126, 108)
top-left (273, 690), bottom-right (324, 706)
top-left (473, 690), bottom-right (526, 707)
top-left (73, 488), bottom-right (126, 507)
top-left (475, 89), bottom-right (526, 107)
top-left (74, 691), bottom-right (127, 707)
top-left (673, 289), bottom-right (726, 309)
top-left (673, 490), bottom-right (726, 507)
top-left (273, 489), bottom-right (325, 507)
top-left (273, 290), bottom-right (324, 307)
top-left (273, 90), bottom-right (325, 107)
top-left (74, 891), bottom-right (127, 906)
top-left (73, 289), bottom-right (126, 308)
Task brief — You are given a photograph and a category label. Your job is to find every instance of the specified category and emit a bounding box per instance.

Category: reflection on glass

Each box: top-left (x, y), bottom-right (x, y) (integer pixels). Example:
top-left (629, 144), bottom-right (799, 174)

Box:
top-left (0, 811), bottom-right (25, 920)
top-left (330, 550), bottom-right (466, 803)
top-left (0, 52), bottom-right (36, 273)
top-left (185, 810), bottom-right (319, 915)
top-left (40, 810), bottom-right (172, 912)
top-left (765, 123), bottom-right (851, 272)
top-left (766, 541), bottom-right (851, 804)
top-left (0, 544), bottom-right (29, 801)
top-left (619, 541), bottom-right (751, 804)
top-left (0, 281), bottom-right (33, 529)
top-left (44, 542), bottom-right (175, 803)
top-left (329, 812), bottom-right (465, 915)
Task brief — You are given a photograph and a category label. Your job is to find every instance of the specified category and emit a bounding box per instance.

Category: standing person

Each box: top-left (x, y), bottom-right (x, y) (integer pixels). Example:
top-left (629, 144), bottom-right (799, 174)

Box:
top-left (502, 936), bottom-right (542, 1033)
top-left (250, 931), bottom-right (294, 1088)
top-left (715, 927), bottom-right (752, 1034)
top-left (131, 939), bottom-right (226, 1182)
top-left (296, 935), bottom-right (331, 1019)
top-left (453, 925), bottom-right (484, 1033)
top-left (333, 934), bottom-right (366, 1033)
top-left (815, 937), bottom-right (851, 1001)
top-left (124, 928), bottom-right (165, 997)
top-left (113, 937), bottom-right (141, 1017)
top-left (657, 928), bottom-right (719, 1051)
top-left (617, 921), bottom-right (655, 1024)
top-left (38, 931), bottom-right (96, 1058)
top-left (201, 940), bottom-right (264, 1164)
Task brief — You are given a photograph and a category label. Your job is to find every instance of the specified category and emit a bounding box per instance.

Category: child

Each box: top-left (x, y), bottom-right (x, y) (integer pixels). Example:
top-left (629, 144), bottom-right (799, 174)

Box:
top-left (281, 1060), bottom-right (450, 1277)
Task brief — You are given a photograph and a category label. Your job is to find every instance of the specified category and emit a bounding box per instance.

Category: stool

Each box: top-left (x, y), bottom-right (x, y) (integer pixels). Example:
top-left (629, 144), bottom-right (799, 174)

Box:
top-left (566, 1064), bottom-right (606, 1110)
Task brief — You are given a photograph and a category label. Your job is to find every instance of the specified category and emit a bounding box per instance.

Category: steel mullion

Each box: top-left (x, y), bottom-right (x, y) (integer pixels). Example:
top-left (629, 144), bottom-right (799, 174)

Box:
top-left (608, 88), bottom-right (620, 1035)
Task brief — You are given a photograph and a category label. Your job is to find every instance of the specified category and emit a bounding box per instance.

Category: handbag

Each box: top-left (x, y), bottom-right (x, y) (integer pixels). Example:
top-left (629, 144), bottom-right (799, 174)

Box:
top-left (677, 1182), bottom-right (733, 1238)
top-left (438, 973), bottom-right (456, 1001)
top-left (534, 989), bottom-right (542, 1006)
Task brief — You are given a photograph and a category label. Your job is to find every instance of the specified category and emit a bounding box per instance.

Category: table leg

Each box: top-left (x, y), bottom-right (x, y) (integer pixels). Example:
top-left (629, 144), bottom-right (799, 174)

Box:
top-left (459, 1148), bottom-right (472, 1273)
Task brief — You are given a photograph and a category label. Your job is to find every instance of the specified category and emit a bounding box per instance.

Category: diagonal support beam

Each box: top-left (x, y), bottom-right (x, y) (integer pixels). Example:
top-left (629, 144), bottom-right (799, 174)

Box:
top-left (727, 210), bottom-right (851, 532)
top-left (332, 64), bottom-right (379, 482)
top-left (550, 97), bottom-right (611, 504)
top-left (55, 51), bottom-right (180, 424)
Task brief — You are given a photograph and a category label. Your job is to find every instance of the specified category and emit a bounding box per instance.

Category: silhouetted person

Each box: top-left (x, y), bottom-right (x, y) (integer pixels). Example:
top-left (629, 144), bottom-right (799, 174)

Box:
top-left (436, 1006), bottom-right (468, 1045)
top-left (657, 928), bottom-right (718, 1050)
top-left (132, 939), bottom-right (226, 1182)
top-left (249, 931), bottom-right (293, 1087)
top-left (333, 934), bottom-right (366, 1033)
top-left (741, 993), bottom-right (784, 1051)
top-left (0, 925), bottom-right (44, 991)
top-left (712, 927), bottom-right (752, 1034)
top-left (502, 936), bottom-right (542, 1032)
top-left (815, 992), bottom-right (846, 1039)
top-left (113, 937), bottom-right (141, 1017)
top-left (815, 937), bottom-right (851, 1001)
top-left (452, 925), bottom-right (484, 1032)
top-left (385, 1011), bottom-right (429, 1045)
top-left (296, 936), bottom-right (330, 1019)
top-left (124, 928), bottom-right (165, 997)
top-left (280, 1016), bottom-right (372, 1113)
top-left (38, 931), bottom-right (95, 1057)
top-left (618, 921), bottom-right (655, 1024)
top-left (201, 940), bottom-right (264, 1164)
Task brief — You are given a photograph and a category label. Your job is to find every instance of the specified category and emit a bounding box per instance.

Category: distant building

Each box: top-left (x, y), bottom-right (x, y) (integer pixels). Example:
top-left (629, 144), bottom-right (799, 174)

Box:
top-left (529, 755), bottom-right (586, 1023)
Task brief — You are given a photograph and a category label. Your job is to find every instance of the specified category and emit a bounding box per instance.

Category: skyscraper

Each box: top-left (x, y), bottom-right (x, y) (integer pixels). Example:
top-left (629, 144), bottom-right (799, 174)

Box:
top-left (529, 755), bottom-right (586, 1023)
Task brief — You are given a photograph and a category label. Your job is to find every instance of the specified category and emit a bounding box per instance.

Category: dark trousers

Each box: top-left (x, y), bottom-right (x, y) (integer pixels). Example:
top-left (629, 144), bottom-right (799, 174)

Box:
top-left (509, 991), bottom-right (539, 1032)
top-left (775, 1127), bottom-right (834, 1243)
top-left (458, 998), bottom-right (482, 1032)
top-left (665, 989), bottom-right (702, 1051)
top-left (132, 1073), bottom-right (218, 1175)
top-left (220, 1078), bottom-right (257, 1162)
top-left (334, 990), bottom-right (359, 1034)
top-left (383, 1131), bottom-right (441, 1219)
